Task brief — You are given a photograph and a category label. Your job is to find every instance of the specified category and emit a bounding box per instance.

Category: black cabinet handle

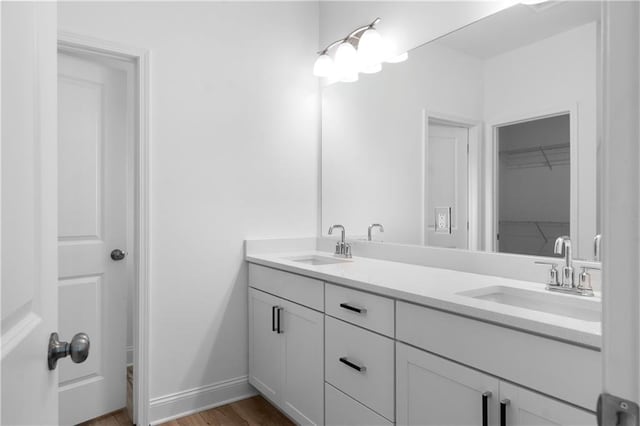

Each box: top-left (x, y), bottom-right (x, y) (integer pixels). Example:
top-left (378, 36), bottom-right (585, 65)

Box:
top-left (339, 356), bottom-right (367, 373)
top-left (482, 391), bottom-right (492, 426)
top-left (500, 399), bottom-right (510, 426)
top-left (276, 307), bottom-right (284, 334)
top-left (339, 303), bottom-right (367, 314)
top-left (272, 306), bottom-right (277, 332)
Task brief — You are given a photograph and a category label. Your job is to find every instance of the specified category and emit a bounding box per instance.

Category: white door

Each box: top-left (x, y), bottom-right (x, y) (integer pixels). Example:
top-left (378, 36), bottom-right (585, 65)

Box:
top-left (248, 288), bottom-right (283, 402)
top-left (280, 299), bottom-right (324, 425)
top-left (426, 123), bottom-right (469, 249)
top-left (600, 2), bottom-right (640, 426)
top-left (396, 343), bottom-right (499, 426)
top-left (57, 52), bottom-right (129, 425)
top-left (499, 382), bottom-right (596, 426)
top-left (1, 3), bottom-right (60, 425)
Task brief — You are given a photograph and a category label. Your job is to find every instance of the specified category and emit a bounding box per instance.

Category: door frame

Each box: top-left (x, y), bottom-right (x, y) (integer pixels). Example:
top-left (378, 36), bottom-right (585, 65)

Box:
top-left (57, 31), bottom-right (151, 426)
top-left (485, 104), bottom-right (578, 255)
top-left (600, 0), bottom-right (640, 410)
top-left (422, 110), bottom-right (482, 250)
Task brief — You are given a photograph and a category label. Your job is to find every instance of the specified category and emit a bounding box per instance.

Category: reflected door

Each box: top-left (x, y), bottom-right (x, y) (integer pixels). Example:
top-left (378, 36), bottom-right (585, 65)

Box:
top-left (426, 123), bottom-right (469, 249)
top-left (58, 52), bottom-right (128, 425)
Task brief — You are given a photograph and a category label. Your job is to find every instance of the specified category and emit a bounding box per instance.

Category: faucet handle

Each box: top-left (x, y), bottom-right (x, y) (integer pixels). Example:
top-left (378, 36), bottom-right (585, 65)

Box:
top-left (594, 234), bottom-right (602, 262)
top-left (578, 267), bottom-right (596, 296)
top-left (344, 243), bottom-right (352, 258)
top-left (535, 261), bottom-right (559, 285)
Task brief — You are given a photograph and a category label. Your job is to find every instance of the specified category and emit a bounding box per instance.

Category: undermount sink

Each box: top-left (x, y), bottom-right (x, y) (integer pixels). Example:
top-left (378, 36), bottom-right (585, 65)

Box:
top-left (458, 286), bottom-right (601, 322)
top-left (286, 255), bottom-right (351, 266)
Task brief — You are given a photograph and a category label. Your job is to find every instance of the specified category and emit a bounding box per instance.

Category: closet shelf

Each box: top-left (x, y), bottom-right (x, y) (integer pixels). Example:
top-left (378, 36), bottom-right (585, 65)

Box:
top-left (499, 143), bottom-right (569, 170)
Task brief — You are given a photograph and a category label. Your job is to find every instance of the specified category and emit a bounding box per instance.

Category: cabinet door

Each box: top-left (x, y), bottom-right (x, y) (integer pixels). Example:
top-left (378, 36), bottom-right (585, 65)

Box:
top-left (248, 288), bottom-right (283, 403)
top-left (499, 382), bottom-right (596, 426)
top-left (396, 342), bottom-right (499, 426)
top-left (280, 299), bottom-right (324, 425)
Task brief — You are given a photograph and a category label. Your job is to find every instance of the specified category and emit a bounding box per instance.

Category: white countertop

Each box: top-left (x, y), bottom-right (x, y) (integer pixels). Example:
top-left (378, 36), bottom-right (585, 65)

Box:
top-left (246, 250), bottom-right (602, 349)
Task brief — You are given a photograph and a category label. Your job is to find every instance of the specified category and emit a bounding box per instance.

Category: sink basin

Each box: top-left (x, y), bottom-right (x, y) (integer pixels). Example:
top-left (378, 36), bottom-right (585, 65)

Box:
top-left (458, 286), bottom-right (601, 322)
top-left (286, 255), bottom-right (351, 266)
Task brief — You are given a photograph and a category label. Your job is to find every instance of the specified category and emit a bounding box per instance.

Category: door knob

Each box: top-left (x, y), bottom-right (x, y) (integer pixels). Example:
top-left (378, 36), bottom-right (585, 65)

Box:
top-left (48, 332), bottom-right (90, 370)
top-left (110, 248), bottom-right (127, 261)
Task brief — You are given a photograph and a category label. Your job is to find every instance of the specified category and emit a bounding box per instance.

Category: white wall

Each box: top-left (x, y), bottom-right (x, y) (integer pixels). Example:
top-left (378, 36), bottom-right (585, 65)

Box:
top-left (58, 2), bottom-right (319, 421)
top-left (484, 22), bottom-right (598, 259)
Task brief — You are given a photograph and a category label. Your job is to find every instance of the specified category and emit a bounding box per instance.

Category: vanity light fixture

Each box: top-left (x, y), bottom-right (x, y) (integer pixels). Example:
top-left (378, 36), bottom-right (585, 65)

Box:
top-left (313, 17), bottom-right (408, 82)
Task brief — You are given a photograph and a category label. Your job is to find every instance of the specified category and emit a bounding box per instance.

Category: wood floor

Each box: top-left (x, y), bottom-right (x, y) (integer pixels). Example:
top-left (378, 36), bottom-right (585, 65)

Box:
top-left (78, 395), bottom-right (293, 426)
top-left (161, 396), bottom-right (294, 426)
top-left (77, 409), bottom-right (132, 426)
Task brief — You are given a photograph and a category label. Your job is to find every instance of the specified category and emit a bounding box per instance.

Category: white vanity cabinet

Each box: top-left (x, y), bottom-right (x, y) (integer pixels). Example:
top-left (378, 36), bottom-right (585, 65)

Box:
top-left (247, 261), bottom-right (600, 426)
top-left (396, 343), bottom-right (596, 426)
top-left (248, 265), bottom-right (324, 425)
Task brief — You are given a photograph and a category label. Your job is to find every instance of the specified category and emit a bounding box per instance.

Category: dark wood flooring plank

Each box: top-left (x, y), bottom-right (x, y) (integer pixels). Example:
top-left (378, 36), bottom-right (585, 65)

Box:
top-left (160, 396), bottom-right (292, 426)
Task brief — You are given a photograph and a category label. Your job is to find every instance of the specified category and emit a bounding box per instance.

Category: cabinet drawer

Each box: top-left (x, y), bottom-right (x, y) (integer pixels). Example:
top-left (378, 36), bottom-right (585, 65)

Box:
top-left (396, 301), bottom-right (601, 410)
top-left (325, 382), bottom-right (393, 426)
top-left (325, 283), bottom-right (394, 337)
top-left (249, 263), bottom-right (323, 311)
top-left (325, 316), bottom-right (394, 421)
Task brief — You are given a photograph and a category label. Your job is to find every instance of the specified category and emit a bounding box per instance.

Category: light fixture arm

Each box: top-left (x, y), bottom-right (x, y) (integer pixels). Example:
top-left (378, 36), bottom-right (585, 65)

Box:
top-left (317, 17), bottom-right (381, 54)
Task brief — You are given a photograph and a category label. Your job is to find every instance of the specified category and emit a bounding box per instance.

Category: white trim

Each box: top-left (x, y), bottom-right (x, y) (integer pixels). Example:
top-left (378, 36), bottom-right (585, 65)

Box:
top-left (485, 104), bottom-right (578, 255)
top-left (149, 376), bottom-right (257, 425)
top-left (57, 31), bottom-right (152, 426)
top-left (601, 1), bottom-right (640, 405)
top-left (422, 110), bottom-right (483, 250)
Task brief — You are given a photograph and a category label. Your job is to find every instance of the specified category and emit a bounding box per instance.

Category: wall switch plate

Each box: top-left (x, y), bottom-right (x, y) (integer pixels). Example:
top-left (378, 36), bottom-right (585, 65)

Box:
top-left (434, 207), bottom-right (452, 234)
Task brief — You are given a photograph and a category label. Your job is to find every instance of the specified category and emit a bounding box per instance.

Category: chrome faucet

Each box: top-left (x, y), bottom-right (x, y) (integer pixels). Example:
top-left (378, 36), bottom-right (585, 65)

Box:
top-left (328, 224), bottom-right (351, 258)
top-left (554, 236), bottom-right (573, 287)
top-left (367, 223), bottom-right (384, 241)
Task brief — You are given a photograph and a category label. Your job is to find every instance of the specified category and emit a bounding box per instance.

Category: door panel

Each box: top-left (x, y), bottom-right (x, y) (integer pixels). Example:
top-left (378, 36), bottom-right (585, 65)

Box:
top-left (396, 343), bottom-right (499, 426)
top-left (500, 382), bottom-right (596, 426)
top-left (426, 123), bottom-right (469, 249)
top-left (281, 299), bottom-right (324, 425)
top-left (1, 3), bottom-right (59, 425)
top-left (58, 52), bottom-right (129, 425)
top-left (248, 288), bottom-right (282, 402)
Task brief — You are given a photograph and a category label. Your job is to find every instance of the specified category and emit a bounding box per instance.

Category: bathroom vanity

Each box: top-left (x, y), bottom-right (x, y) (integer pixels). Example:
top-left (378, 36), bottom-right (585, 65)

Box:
top-left (246, 248), bottom-right (600, 426)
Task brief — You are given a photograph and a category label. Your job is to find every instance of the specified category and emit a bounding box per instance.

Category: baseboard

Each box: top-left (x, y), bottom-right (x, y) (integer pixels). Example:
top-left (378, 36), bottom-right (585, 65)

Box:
top-left (149, 376), bottom-right (257, 425)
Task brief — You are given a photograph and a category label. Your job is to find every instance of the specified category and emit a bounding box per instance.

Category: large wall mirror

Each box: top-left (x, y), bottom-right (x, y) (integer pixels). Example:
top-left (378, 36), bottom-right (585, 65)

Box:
top-left (322, 1), bottom-right (601, 261)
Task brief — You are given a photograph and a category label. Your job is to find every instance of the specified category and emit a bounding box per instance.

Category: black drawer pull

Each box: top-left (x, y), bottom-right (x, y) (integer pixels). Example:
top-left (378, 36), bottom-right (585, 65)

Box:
top-left (500, 399), bottom-right (510, 426)
top-left (276, 307), bottom-right (284, 334)
top-left (272, 306), bottom-right (277, 332)
top-left (339, 356), bottom-right (367, 373)
top-left (339, 303), bottom-right (367, 314)
top-left (482, 391), bottom-right (492, 426)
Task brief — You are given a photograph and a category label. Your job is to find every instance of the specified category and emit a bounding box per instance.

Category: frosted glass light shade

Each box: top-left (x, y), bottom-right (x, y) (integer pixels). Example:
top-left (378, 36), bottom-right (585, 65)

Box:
top-left (360, 62), bottom-right (382, 74)
top-left (334, 42), bottom-right (358, 80)
top-left (313, 54), bottom-right (334, 77)
top-left (340, 71), bottom-right (359, 82)
top-left (357, 28), bottom-right (383, 67)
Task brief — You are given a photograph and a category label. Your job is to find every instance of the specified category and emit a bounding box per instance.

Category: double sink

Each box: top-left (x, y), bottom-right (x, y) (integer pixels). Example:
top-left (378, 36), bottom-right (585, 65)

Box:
top-left (284, 254), bottom-right (600, 324)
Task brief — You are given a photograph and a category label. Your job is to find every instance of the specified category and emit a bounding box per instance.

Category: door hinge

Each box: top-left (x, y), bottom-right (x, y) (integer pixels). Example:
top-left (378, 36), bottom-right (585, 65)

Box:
top-left (598, 393), bottom-right (639, 426)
